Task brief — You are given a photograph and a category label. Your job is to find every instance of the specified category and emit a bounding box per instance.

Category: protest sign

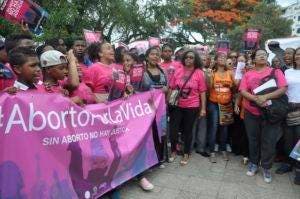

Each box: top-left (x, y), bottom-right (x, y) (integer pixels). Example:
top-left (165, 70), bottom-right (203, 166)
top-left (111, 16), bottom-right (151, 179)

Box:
top-left (148, 37), bottom-right (160, 47)
top-left (0, 0), bottom-right (48, 34)
top-left (83, 29), bottom-right (102, 44)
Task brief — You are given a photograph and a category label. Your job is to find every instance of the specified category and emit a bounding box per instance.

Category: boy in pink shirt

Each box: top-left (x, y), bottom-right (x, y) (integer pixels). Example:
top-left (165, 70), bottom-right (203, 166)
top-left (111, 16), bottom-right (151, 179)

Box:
top-left (39, 50), bottom-right (71, 94)
top-left (40, 50), bottom-right (95, 105)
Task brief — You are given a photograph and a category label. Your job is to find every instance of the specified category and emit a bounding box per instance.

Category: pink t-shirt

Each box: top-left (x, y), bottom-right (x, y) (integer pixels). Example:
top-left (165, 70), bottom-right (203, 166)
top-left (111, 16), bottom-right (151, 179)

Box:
top-left (70, 82), bottom-right (96, 104)
top-left (84, 62), bottom-right (113, 94)
top-left (161, 60), bottom-right (182, 83)
top-left (36, 83), bottom-right (64, 94)
top-left (79, 63), bottom-right (89, 80)
top-left (110, 63), bottom-right (123, 70)
top-left (170, 67), bottom-right (207, 108)
top-left (239, 67), bottom-right (287, 115)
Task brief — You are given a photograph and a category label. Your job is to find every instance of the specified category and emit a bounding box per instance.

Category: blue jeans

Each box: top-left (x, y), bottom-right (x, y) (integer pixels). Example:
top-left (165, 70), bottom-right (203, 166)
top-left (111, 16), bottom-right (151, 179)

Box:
top-left (207, 102), bottom-right (228, 152)
top-left (192, 116), bottom-right (207, 152)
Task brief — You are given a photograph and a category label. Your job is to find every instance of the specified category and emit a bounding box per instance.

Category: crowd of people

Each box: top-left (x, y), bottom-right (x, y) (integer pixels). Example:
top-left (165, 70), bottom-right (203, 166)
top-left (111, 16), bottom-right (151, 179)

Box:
top-left (0, 32), bottom-right (300, 199)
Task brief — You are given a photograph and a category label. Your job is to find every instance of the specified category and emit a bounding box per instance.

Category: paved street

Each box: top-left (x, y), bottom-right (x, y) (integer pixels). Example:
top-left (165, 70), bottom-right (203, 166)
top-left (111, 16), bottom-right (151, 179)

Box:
top-left (117, 153), bottom-right (300, 199)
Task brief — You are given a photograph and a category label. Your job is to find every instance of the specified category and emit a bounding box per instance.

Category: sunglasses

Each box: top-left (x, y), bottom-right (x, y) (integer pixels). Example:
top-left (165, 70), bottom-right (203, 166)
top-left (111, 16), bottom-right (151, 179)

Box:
top-left (185, 56), bottom-right (195, 60)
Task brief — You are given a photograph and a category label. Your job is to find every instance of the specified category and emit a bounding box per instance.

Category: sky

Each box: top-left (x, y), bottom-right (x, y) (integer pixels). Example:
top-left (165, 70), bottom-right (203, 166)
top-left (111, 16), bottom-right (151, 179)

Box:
top-left (277, 0), bottom-right (298, 7)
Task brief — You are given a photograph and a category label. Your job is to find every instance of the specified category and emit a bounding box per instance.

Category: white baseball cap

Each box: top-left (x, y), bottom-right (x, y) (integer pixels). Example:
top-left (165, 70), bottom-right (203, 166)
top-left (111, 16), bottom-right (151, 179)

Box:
top-left (40, 50), bottom-right (67, 68)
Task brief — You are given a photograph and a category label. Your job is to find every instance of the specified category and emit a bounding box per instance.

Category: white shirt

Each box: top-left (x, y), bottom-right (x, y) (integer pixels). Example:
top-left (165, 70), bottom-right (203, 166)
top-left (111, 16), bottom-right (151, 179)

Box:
top-left (13, 80), bottom-right (42, 91)
top-left (285, 68), bottom-right (300, 103)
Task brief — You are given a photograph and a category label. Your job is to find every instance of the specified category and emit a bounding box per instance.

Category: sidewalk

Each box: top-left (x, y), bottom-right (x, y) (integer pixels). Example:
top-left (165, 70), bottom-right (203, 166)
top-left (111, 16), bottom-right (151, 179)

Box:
top-left (118, 153), bottom-right (299, 199)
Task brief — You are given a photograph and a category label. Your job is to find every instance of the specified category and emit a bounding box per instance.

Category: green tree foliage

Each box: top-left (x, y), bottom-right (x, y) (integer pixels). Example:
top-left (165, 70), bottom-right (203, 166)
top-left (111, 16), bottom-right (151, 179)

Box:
top-left (228, 2), bottom-right (292, 51)
top-left (0, 0), bottom-right (293, 49)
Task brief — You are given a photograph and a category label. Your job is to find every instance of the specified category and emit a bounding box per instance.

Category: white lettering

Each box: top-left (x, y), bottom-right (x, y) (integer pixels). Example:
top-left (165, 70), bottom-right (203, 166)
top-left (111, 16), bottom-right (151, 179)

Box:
top-left (47, 111), bottom-right (61, 130)
top-left (5, 104), bottom-right (27, 134)
top-left (78, 110), bottom-right (90, 127)
top-left (29, 103), bottom-right (46, 131)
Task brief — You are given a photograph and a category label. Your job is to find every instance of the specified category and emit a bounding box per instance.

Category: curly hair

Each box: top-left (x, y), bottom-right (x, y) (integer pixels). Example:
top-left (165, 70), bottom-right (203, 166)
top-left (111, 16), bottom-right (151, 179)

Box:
top-left (181, 49), bottom-right (203, 69)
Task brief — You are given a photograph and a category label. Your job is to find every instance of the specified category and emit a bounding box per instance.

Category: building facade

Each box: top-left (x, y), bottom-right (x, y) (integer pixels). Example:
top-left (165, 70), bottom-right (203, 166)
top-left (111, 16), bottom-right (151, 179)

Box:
top-left (282, 2), bottom-right (300, 36)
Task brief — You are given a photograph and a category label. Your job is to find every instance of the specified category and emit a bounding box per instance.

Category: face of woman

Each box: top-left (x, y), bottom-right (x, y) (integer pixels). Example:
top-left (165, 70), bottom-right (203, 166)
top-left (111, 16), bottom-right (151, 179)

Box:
top-left (294, 49), bottom-right (300, 68)
top-left (254, 50), bottom-right (268, 66)
top-left (162, 46), bottom-right (173, 61)
top-left (246, 60), bottom-right (254, 70)
top-left (272, 57), bottom-right (280, 67)
top-left (184, 52), bottom-right (196, 68)
top-left (217, 53), bottom-right (227, 66)
top-left (99, 43), bottom-right (115, 62)
top-left (147, 49), bottom-right (160, 65)
top-left (284, 49), bottom-right (294, 65)
top-left (226, 58), bottom-right (233, 69)
top-left (123, 54), bottom-right (135, 72)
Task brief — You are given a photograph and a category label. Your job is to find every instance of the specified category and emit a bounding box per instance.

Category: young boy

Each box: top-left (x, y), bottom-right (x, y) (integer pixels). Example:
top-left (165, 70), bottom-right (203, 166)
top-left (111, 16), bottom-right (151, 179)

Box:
top-left (40, 49), bottom-right (95, 105)
top-left (39, 49), bottom-right (71, 94)
top-left (8, 47), bottom-right (41, 92)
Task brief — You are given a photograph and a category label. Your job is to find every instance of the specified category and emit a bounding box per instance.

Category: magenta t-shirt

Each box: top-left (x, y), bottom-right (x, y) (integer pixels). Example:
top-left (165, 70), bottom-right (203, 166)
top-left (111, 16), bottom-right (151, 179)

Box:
top-left (36, 83), bottom-right (64, 94)
top-left (84, 62), bottom-right (113, 94)
top-left (239, 67), bottom-right (287, 115)
top-left (79, 63), bottom-right (89, 80)
top-left (170, 67), bottom-right (207, 108)
top-left (70, 82), bottom-right (96, 104)
top-left (161, 60), bottom-right (182, 83)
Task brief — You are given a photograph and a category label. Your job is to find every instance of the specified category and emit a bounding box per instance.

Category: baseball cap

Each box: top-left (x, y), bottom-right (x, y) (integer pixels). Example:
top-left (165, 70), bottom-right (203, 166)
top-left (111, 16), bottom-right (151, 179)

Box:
top-left (40, 50), bottom-right (67, 68)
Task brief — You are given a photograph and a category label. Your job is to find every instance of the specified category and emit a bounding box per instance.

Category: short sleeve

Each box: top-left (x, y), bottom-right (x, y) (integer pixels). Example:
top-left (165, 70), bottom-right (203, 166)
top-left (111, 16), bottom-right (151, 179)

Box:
top-left (168, 71), bottom-right (176, 89)
top-left (197, 70), bottom-right (207, 93)
top-left (275, 69), bottom-right (287, 88)
top-left (239, 73), bottom-right (249, 91)
top-left (83, 67), bottom-right (95, 92)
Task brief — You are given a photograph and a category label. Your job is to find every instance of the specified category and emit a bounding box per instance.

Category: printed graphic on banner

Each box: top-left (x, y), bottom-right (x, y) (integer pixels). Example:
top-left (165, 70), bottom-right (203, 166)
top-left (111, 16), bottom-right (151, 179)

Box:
top-left (290, 140), bottom-right (300, 161)
top-left (128, 40), bottom-right (149, 55)
top-left (0, 0), bottom-right (48, 34)
top-left (148, 37), bottom-right (160, 47)
top-left (243, 28), bottom-right (261, 50)
top-left (0, 90), bottom-right (166, 198)
top-left (83, 29), bottom-right (102, 44)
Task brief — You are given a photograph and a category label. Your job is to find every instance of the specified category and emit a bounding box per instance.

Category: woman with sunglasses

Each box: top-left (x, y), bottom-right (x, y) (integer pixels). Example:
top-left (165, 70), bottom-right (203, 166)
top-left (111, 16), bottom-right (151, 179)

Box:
top-left (239, 49), bottom-right (287, 183)
top-left (168, 50), bottom-right (207, 165)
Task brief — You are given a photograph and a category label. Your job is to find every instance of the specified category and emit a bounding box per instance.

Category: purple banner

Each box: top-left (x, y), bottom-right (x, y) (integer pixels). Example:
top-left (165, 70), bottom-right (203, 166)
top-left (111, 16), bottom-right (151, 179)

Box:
top-left (0, 90), bottom-right (166, 198)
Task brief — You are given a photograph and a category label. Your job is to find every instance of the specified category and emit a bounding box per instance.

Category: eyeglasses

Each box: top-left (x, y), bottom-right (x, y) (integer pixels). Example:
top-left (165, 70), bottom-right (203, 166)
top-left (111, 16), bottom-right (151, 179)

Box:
top-left (185, 56), bottom-right (195, 60)
top-left (230, 55), bottom-right (237, 58)
top-left (227, 63), bottom-right (232, 65)
top-left (255, 53), bottom-right (268, 57)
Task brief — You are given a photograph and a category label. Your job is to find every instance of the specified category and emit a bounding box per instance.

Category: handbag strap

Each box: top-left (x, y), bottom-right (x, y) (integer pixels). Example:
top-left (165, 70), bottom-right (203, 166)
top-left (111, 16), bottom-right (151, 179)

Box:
top-left (260, 68), bottom-right (277, 85)
top-left (178, 69), bottom-right (196, 94)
